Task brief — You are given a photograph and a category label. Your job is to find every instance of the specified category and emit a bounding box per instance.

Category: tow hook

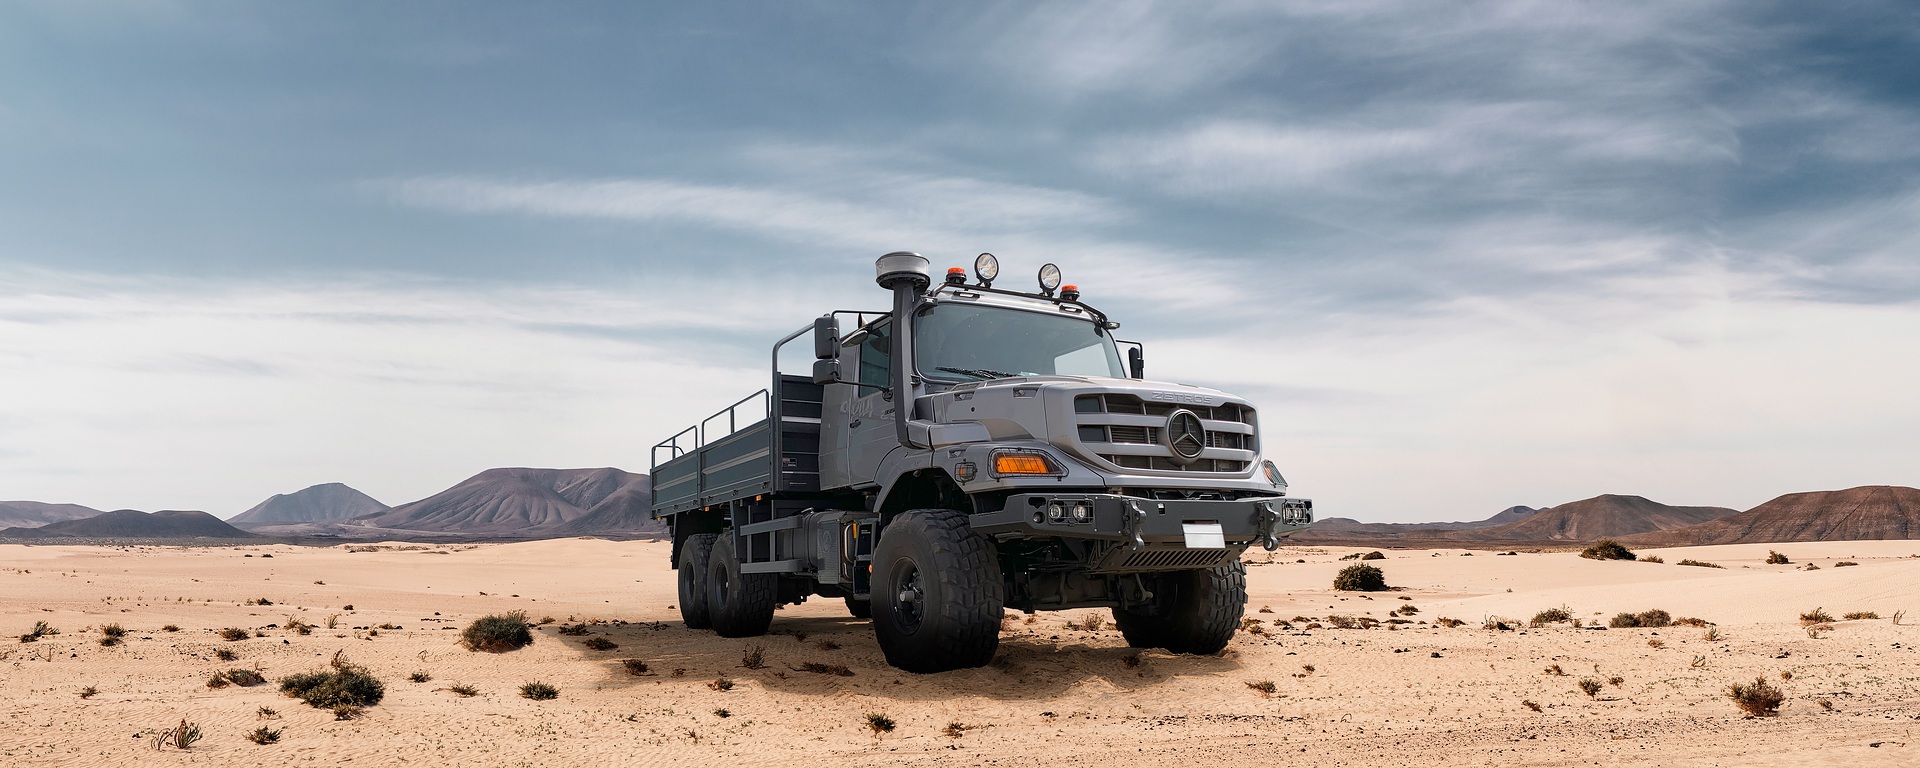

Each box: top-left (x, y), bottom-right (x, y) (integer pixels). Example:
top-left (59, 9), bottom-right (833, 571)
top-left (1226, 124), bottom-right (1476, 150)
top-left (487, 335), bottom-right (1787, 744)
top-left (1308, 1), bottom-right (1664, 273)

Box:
top-left (1255, 500), bottom-right (1283, 551)
top-left (1123, 500), bottom-right (1149, 550)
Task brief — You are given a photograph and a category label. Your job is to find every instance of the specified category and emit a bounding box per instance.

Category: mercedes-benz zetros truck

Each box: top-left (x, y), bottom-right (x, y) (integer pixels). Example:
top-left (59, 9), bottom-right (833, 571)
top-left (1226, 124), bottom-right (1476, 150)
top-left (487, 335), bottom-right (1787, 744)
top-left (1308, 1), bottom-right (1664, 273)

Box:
top-left (651, 252), bottom-right (1312, 673)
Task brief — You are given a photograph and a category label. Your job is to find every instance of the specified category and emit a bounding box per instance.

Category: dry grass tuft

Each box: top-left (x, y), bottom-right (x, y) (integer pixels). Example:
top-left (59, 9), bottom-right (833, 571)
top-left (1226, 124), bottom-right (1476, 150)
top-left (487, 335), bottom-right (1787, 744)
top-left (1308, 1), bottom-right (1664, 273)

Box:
top-left (408, 671), bottom-right (432, 683)
top-left (1842, 611), bottom-right (1878, 621)
top-left (1728, 677), bottom-right (1784, 717)
top-left (740, 644), bottom-right (765, 669)
top-left (447, 683), bottom-right (478, 697)
top-left (518, 681), bottom-right (558, 701)
top-left (1577, 678), bottom-right (1602, 697)
top-left (1522, 700), bottom-right (1542, 712)
top-left (1799, 608), bottom-right (1835, 625)
top-left (1676, 559), bottom-right (1722, 568)
top-left (864, 712), bottom-right (896, 735)
top-left (1544, 664), bottom-right (1566, 676)
top-left (1332, 563), bottom-right (1387, 592)
top-left (1245, 680), bottom-right (1278, 696)
top-left (79, 686), bottom-right (99, 699)
top-left (278, 654), bottom-right (384, 709)
top-left (1122, 651), bottom-right (1143, 669)
top-left (219, 627), bottom-right (249, 642)
top-left (792, 661), bottom-right (853, 677)
top-left (944, 722), bottom-right (967, 738)
top-left (1530, 607), bottom-right (1573, 626)
top-left (620, 659), bottom-right (650, 676)
top-left (1766, 550), bottom-right (1790, 565)
top-left (582, 637), bottom-right (618, 651)
top-left (708, 676), bottom-right (735, 691)
top-left (214, 648), bottom-right (238, 661)
top-left (246, 725), bottom-right (280, 745)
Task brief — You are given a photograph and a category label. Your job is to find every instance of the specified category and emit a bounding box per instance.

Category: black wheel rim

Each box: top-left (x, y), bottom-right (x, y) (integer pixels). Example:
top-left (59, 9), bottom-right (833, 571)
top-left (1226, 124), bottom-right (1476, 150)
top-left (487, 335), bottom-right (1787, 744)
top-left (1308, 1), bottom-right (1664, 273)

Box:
top-left (889, 558), bottom-right (924, 635)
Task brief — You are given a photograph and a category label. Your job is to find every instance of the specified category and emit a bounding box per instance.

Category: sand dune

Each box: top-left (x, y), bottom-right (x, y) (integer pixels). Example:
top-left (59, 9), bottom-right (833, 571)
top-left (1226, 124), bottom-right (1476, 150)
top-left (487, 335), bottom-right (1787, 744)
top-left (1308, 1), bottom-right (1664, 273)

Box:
top-left (2, 538), bottom-right (1915, 765)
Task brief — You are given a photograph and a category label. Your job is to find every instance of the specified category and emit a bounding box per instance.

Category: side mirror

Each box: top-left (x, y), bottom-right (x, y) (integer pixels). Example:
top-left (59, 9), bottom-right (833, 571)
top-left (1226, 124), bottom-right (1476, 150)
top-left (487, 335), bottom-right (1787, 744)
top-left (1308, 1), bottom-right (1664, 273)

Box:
top-left (1128, 346), bottom-right (1145, 379)
top-left (813, 316), bottom-right (839, 359)
top-left (811, 358), bottom-right (842, 386)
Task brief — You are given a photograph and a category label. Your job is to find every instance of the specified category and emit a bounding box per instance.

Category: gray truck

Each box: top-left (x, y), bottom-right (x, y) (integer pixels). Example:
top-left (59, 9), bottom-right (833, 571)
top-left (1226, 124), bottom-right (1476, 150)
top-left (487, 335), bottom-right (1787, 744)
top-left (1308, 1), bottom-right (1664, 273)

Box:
top-left (651, 252), bottom-right (1312, 673)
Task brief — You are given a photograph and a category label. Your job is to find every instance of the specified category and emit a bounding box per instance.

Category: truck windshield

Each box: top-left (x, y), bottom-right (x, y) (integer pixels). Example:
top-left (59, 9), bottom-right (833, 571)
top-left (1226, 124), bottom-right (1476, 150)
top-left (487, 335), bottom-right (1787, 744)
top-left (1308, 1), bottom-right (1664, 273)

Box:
top-left (914, 302), bottom-right (1124, 381)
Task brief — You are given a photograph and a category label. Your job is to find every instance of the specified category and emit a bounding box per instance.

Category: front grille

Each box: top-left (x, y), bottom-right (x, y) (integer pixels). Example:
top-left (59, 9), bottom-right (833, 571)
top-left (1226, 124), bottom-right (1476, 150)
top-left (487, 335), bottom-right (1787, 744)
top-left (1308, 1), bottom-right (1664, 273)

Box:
top-left (1073, 393), bottom-right (1256, 473)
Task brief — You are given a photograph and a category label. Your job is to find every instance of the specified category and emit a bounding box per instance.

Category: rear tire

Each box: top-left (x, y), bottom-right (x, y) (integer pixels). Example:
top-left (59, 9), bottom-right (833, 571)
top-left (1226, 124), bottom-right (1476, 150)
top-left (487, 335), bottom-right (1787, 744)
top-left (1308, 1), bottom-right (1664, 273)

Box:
top-left (1112, 562), bottom-right (1246, 655)
top-left (707, 534), bottom-right (776, 638)
top-left (845, 596), bottom-right (873, 619)
top-left (871, 509), bottom-right (1003, 673)
top-left (677, 533), bottom-right (717, 630)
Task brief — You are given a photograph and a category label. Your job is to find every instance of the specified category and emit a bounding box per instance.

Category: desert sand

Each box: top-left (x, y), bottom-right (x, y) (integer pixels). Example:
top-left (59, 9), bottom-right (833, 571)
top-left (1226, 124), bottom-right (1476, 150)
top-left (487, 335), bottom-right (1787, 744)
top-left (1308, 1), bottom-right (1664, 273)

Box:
top-left (3, 539), bottom-right (1916, 766)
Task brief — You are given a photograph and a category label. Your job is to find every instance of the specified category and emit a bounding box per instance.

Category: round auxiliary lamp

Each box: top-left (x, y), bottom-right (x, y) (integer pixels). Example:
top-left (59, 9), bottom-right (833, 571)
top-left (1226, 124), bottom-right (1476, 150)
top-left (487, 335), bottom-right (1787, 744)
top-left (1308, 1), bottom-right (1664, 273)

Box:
top-left (1037, 263), bottom-right (1062, 296)
top-left (974, 252), bottom-right (999, 287)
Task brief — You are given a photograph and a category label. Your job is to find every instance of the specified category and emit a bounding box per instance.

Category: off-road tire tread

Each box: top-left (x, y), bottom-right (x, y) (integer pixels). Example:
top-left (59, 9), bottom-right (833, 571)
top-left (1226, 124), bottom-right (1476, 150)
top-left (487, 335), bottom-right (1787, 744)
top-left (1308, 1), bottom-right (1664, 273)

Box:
top-left (1112, 561), bottom-right (1246, 654)
top-left (677, 533), bottom-right (717, 630)
top-left (708, 534), bottom-right (777, 638)
top-left (873, 509), bottom-right (1004, 673)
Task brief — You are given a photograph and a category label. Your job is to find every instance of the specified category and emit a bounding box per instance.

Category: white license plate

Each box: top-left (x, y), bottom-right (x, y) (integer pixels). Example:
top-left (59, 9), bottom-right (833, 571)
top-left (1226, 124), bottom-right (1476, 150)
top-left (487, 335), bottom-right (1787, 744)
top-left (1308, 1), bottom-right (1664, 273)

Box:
top-left (1182, 522), bottom-right (1225, 549)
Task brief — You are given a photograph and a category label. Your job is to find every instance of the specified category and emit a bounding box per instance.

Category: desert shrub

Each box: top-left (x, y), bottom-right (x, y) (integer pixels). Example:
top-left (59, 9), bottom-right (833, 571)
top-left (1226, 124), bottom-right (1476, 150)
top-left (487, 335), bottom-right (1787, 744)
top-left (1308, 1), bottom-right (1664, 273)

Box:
top-left (161, 624), bottom-right (180, 632)
top-left (1640, 555), bottom-right (1664, 563)
top-left (1522, 700), bottom-right (1542, 712)
top-left (865, 713), bottom-right (896, 734)
top-left (708, 676), bottom-right (734, 691)
top-left (214, 648), bottom-right (237, 661)
top-left (1842, 611), bottom-right (1878, 620)
top-left (1531, 607), bottom-right (1574, 626)
top-left (1608, 676), bottom-right (1624, 686)
top-left (1704, 628), bottom-right (1723, 642)
top-left (816, 639), bottom-right (841, 651)
top-left (519, 681), bottom-right (558, 701)
top-left (1394, 604), bottom-right (1420, 616)
top-left (1436, 617), bottom-right (1465, 628)
top-left (1609, 613), bottom-right (1641, 628)
top-left (1544, 664), bottom-right (1566, 676)
top-left (1727, 677), bottom-right (1784, 717)
top-left (713, 708), bottom-right (731, 718)
top-left (1799, 608), bottom-right (1834, 624)
top-left (331, 705), bottom-right (362, 720)
top-left (1635, 609), bottom-right (1671, 627)
top-left (225, 669), bottom-right (266, 687)
top-left (1246, 680), bottom-right (1278, 696)
top-left (1766, 550), bottom-right (1790, 565)
top-left (448, 683), bottom-right (478, 697)
top-left (1834, 561), bottom-right (1858, 567)
top-left (257, 706), bottom-right (277, 719)
top-left (462, 612), bottom-right (532, 652)
top-left (1647, 638), bottom-right (1665, 648)
top-left (739, 644), bottom-right (765, 669)
top-left (1360, 551), bottom-right (1385, 561)
top-left (583, 637), bottom-right (618, 651)
top-left (944, 722), bottom-right (967, 738)
top-left (792, 661), bottom-right (854, 676)
top-left (556, 623), bottom-right (591, 636)
top-left (98, 623), bottom-right (126, 647)
top-left (284, 618), bottom-right (312, 636)
top-left (246, 725), bottom-right (280, 745)
top-left (207, 673), bottom-right (231, 689)
top-left (1122, 652), bottom-right (1143, 669)
top-left (620, 659), bottom-right (650, 676)
top-left (79, 686), bottom-right (98, 699)
top-left (278, 657), bottom-right (384, 709)
top-left (408, 671), bottom-right (432, 683)
top-left (1580, 539), bottom-right (1636, 561)
top-left (1332, 563), bottom-right (1387, 592)
top-left (1677, 559), bottom-right (1722, 568)
top-left (219, 627), bottom-right (249, 642)
top-left (1577, 678), bottom-right (1602, 697)
top-left (1670, 616), bottom-right (1711, 627)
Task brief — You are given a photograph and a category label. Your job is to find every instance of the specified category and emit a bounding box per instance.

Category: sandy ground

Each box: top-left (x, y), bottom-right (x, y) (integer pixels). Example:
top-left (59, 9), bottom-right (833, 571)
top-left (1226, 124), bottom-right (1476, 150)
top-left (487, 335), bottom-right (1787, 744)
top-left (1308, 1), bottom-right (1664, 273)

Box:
top-left (2, 539), bottom-right (1916, 767)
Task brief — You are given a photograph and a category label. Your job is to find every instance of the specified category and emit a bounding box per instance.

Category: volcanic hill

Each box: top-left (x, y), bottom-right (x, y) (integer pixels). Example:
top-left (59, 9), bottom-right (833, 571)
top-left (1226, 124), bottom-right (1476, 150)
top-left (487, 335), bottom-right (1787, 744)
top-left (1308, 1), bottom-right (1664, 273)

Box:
top-left (227, 482), bottom-right (388, 528)
top-left (0, 501), bottom-right (104, 529)
top-left (1, 509), bottom-right (258, 539)
top-left (1626, 485), bottom-right (1920, 546)
top-left (350, 467), bottom-right (653, 535)
top-left (1469, 494), bottom-right (1738, 541)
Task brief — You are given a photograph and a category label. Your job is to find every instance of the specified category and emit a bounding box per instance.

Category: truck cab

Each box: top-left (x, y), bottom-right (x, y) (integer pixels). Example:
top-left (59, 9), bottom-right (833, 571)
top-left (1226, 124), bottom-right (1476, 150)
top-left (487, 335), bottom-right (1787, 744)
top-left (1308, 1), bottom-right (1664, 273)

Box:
top-left (652, 252), bottom-right (1312, 673)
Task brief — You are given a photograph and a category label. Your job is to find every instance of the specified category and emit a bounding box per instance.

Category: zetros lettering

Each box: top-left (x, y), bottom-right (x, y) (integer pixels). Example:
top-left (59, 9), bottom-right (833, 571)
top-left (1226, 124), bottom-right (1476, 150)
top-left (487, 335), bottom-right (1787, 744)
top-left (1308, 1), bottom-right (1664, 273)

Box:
top-left (1145, 391), bottom-right (1218, 406)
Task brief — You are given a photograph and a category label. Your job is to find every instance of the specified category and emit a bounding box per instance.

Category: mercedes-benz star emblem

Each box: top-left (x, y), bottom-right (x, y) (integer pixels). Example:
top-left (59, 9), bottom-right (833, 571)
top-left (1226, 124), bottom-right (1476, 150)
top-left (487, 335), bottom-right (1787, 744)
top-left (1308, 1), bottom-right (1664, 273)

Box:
top-left (1164, 409), bottom-right (1206, 463)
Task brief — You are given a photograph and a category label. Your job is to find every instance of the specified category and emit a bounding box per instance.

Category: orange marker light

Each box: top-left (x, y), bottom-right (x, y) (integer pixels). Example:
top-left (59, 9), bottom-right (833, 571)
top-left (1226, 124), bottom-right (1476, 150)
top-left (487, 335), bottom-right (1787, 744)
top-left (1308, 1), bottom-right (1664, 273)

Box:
top-left (945, 267), bottom-right (968, 285)
top-left (994, 454), bottom-right (1054, 475)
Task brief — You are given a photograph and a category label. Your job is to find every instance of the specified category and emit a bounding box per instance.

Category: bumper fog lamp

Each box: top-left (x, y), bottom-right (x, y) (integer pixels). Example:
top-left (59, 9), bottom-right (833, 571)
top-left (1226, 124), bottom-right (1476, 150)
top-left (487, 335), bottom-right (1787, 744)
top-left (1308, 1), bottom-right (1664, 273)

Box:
top-left (1046, 503), bottom-right (1066, 523)
top-left (1071, 503), bottom-right (1091, 523)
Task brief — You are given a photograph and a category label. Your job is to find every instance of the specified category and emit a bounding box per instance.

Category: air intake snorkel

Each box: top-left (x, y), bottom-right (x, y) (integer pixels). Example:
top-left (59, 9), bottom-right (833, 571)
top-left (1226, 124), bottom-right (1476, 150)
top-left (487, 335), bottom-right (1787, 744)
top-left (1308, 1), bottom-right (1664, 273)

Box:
top-left (875, 252), bottom-right (931, 449)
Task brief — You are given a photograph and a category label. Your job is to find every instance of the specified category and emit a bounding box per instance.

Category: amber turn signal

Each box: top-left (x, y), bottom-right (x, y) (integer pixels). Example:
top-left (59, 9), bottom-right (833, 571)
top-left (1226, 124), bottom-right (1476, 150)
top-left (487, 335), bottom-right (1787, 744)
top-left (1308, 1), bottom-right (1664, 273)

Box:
top-left (993, 454), bottom-right (1055, 475)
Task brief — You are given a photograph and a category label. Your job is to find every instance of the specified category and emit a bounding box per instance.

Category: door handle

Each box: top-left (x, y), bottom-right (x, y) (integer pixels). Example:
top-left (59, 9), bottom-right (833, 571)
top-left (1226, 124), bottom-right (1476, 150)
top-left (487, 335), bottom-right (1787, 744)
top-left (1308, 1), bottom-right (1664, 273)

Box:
top-left (849, 419), bottom-right (862, 428)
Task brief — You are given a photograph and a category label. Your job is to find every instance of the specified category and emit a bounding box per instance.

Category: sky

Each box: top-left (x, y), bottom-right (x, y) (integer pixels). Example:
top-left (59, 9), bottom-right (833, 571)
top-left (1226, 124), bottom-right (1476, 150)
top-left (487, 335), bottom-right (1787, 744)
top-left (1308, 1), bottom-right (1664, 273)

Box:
top-left (2, 1), bottom-right (1917, 522)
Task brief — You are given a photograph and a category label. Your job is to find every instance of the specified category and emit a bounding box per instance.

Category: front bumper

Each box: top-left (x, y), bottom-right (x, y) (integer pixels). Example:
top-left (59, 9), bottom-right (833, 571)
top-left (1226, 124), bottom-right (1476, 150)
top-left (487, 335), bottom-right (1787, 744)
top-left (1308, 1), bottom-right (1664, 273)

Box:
top-left (970, 493), bottom-right (1313, 551)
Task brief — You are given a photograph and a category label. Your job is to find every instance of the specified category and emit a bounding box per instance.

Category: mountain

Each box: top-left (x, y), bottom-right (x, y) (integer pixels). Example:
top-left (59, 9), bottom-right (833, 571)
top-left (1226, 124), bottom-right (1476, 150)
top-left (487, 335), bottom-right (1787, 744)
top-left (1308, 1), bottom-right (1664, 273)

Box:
top-left (554, 474), bottom-right (664, 536)
top-left (1290, 506), bottom-right (1540, 541)
top-left (0, 501), bottom-right (104, 529)
top-left (1470, 494), bottom-right (1738, 541)
top-left (350, 468), bottom-right (641, 534)
top-left (1626, 486), bottom-right (1920, 546)
top-left (2, 509), bottom-right (258, 539)
top-left (228, 483), bottom-right (388, 528)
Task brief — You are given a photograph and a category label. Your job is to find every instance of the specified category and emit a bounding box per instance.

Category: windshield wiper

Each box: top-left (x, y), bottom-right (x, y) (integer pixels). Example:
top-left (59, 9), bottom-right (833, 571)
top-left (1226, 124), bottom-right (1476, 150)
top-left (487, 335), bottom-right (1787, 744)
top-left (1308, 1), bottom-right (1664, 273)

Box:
top-left (935, 366), bottom-right (1018, 380)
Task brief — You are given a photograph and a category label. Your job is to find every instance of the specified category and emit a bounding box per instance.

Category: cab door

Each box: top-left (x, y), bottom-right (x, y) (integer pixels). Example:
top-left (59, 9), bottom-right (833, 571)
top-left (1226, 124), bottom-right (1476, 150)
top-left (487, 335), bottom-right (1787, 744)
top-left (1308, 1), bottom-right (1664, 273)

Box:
top-left (846, 319), bottom-right (899, 487)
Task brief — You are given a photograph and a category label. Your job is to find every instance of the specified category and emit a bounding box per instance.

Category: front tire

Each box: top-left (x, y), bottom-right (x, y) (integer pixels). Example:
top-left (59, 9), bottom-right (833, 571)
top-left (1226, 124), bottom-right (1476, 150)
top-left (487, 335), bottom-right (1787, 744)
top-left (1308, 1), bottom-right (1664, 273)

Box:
top-left (1112, 562), bottom-right (1246, 655)
top-left (871, 509), bottom-right (1004, 673)
top-left (677, 533), bottom-right (717, 630)
top-left (707, 534), bottom-right (776, 638)
top-left (844, 596), bottom-right (872, 619)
